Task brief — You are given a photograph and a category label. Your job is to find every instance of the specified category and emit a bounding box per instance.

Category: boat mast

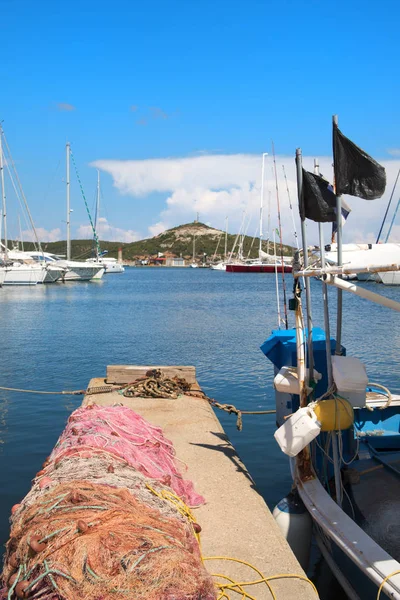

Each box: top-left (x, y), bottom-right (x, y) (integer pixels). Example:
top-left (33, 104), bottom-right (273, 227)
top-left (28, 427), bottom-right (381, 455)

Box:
top-left (376, 167), bottom-right (400, 243)
top-left (314, 158), bottom-right (333, 389)
top-left (0, 126), bottom-right (8, 260)
top-left (18, 215), bottom-right (24, 252)
top-left (95, 169), bottom-right (100, 260)
top-left (66, 142), bottom-right (71, 261)
top-left (224, 216), bottom-right (228, 260)
top-left (295, 148), bottom-right (314, 377)
top-left (272, 141), bottom-right (288, 330)
top-left (267, 192), bottom-right (271, 256)
top-left (259, 153), bottom-right (267, 260)
top-left (192, 234), bottom-right (195, 262)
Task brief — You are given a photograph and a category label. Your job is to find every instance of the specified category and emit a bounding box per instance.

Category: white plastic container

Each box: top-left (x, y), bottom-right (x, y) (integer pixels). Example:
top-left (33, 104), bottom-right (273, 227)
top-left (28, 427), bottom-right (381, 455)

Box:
top-left (274, 366), bottom-right (322, 396)
top-left (274, 407), bottom-right (321, 457)
top-left (331, 355), bottom-right (368, 408)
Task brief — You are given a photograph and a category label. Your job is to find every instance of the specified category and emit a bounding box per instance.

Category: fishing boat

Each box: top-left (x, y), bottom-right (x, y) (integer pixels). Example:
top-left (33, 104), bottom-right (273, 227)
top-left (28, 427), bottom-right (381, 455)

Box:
top-left (262, 117), bottom-right (400, 600)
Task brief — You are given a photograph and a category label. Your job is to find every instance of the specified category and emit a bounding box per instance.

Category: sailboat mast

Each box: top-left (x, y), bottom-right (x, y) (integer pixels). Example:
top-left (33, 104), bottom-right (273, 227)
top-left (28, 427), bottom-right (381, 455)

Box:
top-left (18, 215), bottom-right (24, 252)
top-left (224, 216), bottom-right (228, 260)
top-left (259, 153), bottom-right (267, 259)
top-left (192, 234), bottom-right (195, 262)
top-left (267, 192), bottom-right (271, 256)
top-left (0, 127), bottom-right (8, 259)
top-left (66, 142), bottom-right (71, 261)
top-left (95, 169), bottom-right (100, 259)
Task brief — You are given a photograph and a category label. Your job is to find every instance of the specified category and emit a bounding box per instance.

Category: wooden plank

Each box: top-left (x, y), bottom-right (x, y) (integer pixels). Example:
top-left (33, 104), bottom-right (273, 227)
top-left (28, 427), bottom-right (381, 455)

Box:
top-left (106, 365), bottom-right (197, 385)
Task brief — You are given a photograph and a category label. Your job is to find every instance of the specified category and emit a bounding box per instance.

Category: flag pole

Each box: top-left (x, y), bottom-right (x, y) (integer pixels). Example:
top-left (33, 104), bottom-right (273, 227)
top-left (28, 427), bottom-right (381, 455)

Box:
top-left (333, 114), bottom-right (343, 356)
top-left (315, 159), bottom-right (333, 388)
top-left (296, 148), bottom-right (314, 380)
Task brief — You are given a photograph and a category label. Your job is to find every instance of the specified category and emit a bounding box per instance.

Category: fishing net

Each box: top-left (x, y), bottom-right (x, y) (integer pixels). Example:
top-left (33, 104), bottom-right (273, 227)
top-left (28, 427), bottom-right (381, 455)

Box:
top-left (19, 454), bottom-right (188, 523)
top-left (1, 404), bottom-right (215, 599)
top-left (2, 482), bottom-right (215, 600)
top-left (48, 404), bottom-right (204, 507)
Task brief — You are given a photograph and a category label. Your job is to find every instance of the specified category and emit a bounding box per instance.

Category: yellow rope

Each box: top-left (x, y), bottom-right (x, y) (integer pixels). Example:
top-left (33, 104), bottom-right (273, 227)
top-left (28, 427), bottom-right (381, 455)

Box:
top-left (145, 484), bottom-right (201, 545)
top-left (376, 569), bottom-right (400, 600)
top-left (145, 488), bottom-right (319, 599)
top-left (204, 556), bottom-right (319, 599)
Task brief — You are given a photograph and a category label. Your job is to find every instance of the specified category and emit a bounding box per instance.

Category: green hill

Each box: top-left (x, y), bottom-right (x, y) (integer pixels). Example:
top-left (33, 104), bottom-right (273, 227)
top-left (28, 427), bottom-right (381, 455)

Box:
top-left (19, 221), bottom-right (295, 261)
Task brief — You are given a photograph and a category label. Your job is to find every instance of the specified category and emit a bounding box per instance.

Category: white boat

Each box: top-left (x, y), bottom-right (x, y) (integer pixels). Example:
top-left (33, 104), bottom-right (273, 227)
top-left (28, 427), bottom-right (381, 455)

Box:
top-left (64, 143), bottom-right (105, 281)
top-left (210, 262), bottom-right (226, 271)
top-left (0, 127), bottom-right (66, 285)
top-left (1, 260), bottom-right (47, 285)
top-left (26, 251), bottom-right (104, 282)
top-left (87, 256), bottom-right (124, 274)
top-left (85, 171), bottom-right (125, 274)
top-left (323, 243), bottom-right (400, 285)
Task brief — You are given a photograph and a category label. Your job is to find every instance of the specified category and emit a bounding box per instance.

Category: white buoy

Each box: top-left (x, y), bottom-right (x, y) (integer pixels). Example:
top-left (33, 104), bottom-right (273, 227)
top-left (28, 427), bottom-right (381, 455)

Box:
top-left (273, 492), bottom-right (312, 571)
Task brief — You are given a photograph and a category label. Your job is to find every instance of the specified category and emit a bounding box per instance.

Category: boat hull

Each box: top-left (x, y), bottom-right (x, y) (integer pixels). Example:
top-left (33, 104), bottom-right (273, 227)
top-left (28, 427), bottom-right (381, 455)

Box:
top-left (226, 263), bottom-right (292, 273)
top-left (2, 264), bottom-right (46, 285)
top-left (63, 266), bottom-right (104, 281)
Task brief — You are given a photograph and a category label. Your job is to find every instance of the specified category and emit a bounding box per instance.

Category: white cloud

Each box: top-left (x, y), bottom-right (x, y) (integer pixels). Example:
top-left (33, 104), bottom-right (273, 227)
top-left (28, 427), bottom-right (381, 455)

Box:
top-left (22, 227), bottom-right (62, 243)
top-left (387, 148), bottom-right (400, 157)
top-left (148, 221), bottom-right (167, 237)
top-left (77, 217), bottom-right (140, 243)
top-left (92, 154), bottom-right (400, 246)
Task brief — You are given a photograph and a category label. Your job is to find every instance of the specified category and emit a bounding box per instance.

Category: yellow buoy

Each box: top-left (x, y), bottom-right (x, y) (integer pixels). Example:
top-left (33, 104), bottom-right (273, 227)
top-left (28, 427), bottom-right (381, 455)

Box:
top-left (313, 398), bottom-right (354, 431)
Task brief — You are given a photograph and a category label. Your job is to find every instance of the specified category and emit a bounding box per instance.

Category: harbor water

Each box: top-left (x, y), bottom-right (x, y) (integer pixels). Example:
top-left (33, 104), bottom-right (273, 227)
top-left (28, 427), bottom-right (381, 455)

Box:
top-left (1, 267), bottom-right (400, 598)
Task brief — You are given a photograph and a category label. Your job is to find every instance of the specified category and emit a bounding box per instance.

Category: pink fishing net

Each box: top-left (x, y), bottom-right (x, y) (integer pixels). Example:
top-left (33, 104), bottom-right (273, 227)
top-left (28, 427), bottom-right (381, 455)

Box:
top-left (49, 404), bottom-right (204, 507)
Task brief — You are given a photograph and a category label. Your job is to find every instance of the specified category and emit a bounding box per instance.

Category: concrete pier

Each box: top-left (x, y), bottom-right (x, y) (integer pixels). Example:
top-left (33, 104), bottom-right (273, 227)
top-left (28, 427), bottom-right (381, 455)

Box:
top-left (83, 366), bottom-right (317, 600)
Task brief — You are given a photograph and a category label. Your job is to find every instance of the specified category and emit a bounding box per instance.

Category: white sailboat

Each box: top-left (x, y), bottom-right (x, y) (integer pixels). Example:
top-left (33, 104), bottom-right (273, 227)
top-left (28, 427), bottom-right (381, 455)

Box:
top-left (86, 171), bottom-right (124, 274)
top-left (210, 217), bottom-right (229, 270)
top-left (0, 127), bottom-right (55, 285)
top-left (323, 242), bottom-right (400, 285)
top-left (189, 234), bottom-right (198, 268)
top-left (63, 143), bottom-right (104, 281)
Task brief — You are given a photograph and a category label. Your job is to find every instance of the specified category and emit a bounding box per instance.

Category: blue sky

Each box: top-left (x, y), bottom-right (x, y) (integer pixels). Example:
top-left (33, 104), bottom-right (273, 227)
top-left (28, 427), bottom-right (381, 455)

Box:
top-left (1, 0), bottom-right (400, 245)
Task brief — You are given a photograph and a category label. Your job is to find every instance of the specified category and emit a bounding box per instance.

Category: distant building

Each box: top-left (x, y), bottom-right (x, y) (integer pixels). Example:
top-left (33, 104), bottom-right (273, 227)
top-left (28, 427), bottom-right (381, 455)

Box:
top-left (166, 257), bottom-right (185, 267)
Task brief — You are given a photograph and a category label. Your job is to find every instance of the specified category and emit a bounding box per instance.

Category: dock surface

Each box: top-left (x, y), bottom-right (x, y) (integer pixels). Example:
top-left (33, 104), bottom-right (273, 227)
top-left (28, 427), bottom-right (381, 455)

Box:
top-left (83, 366), bottom-right (317, 599)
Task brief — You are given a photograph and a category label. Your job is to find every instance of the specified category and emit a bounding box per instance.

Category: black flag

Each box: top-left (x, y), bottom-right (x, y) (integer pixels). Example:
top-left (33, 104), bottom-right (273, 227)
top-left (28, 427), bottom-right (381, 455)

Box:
top-left (300, 169), bottom-right (337, 222)
top-left (333, 123), bottom-right (386, 199)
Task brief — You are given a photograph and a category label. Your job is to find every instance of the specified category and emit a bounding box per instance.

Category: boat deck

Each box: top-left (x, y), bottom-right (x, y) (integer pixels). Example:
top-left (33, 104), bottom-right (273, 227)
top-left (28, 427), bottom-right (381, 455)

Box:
top-left (82, 365), bottom-right (316, 600)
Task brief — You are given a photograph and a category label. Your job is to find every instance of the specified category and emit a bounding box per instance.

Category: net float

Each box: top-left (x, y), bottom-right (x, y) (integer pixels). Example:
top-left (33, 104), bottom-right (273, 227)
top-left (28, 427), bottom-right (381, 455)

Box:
top-left (15, 580), bottom-right (30, 598)
top-left (29, 535), bottom-right (47, 553)
top-left (8, 572), bottom-right (18, 587)
top-left (35, 470), bottom-right (45, 478)
top-left (193, 523), bottom-right (202, 533)
top-left (107, 464), bottom-right (114, 473)
top-left (9, 552), bottom-right (19, 568)
top-left (77, 520), bottom-right (89, 533)
top-left (39, 477), bottom-right (52, 490)
top-left (11, 504), bottom-right (21, 515)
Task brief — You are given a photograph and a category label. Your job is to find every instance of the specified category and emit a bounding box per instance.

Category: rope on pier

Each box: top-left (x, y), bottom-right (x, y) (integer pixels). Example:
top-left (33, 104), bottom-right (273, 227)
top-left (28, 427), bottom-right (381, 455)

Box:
top-left (120, 370), bottom-right (277, 431)
top-left (0, 386), bottom-right (86, 395)
top-left (0, 370), bottom-right (276, 430)
top-left (203, 556), bottom-right (319, 600)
